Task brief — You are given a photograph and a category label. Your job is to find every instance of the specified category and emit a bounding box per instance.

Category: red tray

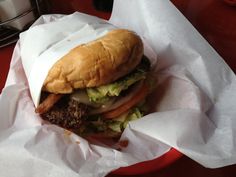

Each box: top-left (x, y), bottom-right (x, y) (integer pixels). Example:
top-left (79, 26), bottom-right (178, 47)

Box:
top-left (112, 148), bottom-right (182, 175)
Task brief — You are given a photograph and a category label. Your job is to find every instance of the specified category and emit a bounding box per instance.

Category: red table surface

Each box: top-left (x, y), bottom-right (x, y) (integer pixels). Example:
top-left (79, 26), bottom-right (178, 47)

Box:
top-left (0, 0), bottom-right (236, 176)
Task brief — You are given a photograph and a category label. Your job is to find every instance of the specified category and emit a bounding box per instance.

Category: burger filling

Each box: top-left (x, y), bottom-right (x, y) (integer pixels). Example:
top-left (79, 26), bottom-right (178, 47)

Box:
top-left (38, 56), bottom-right (151, 137)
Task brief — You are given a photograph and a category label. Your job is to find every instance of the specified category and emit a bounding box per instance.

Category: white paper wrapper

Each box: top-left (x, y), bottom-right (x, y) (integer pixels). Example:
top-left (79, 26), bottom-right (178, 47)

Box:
top-left (19, 13), bottom-right (115, 107)
top-left (1, 0), bottom-right (236, 177)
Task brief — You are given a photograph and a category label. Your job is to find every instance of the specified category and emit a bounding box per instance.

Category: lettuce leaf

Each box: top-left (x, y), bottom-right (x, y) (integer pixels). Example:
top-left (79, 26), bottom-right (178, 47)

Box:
top-left (108, 107), bottom-right (143, 132)
top-left (86, 57), bottom-right (150, 104)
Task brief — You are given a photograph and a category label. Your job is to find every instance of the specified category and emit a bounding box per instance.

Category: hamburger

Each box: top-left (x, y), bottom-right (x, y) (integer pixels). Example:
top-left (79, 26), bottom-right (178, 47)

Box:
top-left (35, 29), bottom-right (152, 138)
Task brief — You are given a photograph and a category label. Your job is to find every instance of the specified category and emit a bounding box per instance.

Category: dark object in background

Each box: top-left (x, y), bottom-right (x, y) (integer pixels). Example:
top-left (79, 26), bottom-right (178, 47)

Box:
top-left (0, 26), bottom-right (19, 48)
top-left (0, 0), bottom-right (50, 48)
top-left (48, 0), bottom-right (111, 20)
top-left (93, 0), bottom-right (113, 12)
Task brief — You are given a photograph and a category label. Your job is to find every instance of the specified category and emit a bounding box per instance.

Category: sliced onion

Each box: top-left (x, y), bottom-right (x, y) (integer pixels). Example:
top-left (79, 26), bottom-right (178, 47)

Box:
top-left (71, 89), bottom-right (116, 108)
top-left (89, 81), bottom-right (144, 115)
top-left (70, 90), bottom-right (98, 107)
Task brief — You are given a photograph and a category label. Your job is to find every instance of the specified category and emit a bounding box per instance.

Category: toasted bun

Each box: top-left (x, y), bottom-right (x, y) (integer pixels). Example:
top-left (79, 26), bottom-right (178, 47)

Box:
top-left (43, 29), bottom-right (143, 94)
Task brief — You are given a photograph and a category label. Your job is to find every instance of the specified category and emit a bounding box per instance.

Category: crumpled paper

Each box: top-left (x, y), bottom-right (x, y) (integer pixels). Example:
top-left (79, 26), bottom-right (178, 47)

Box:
top-left (19, 13), bottom-right (115, 107)
top-left (109, 0), bottom-right (236, 168)
top-left (0, 0), bottom-right (236, 177)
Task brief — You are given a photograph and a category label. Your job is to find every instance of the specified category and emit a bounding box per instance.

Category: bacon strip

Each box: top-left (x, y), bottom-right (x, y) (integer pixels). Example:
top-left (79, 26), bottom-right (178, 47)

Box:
top-left (35, 94), bottom-right (63, 114)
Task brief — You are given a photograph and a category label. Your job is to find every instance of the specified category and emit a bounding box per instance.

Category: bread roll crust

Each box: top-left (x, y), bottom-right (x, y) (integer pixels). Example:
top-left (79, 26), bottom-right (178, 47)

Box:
top-left (43, 29), bottom-right (144, 94)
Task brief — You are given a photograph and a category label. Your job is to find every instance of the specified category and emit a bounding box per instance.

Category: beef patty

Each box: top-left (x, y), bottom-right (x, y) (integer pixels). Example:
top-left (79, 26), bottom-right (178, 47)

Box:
top-left (41, 95), bottom-right (88, 129)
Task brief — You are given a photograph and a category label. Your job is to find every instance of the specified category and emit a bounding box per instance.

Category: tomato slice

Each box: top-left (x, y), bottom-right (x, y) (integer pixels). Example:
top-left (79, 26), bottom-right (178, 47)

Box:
top-left (102, 82), bottom-right (148, 119)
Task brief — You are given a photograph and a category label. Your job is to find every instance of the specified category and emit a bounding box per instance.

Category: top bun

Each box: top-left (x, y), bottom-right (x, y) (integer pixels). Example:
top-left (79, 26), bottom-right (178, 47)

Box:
top-left (43, 29), bottom-right (144, 94)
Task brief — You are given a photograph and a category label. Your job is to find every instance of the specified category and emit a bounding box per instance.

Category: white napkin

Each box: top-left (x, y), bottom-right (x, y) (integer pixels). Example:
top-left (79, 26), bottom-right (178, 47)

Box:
top-left (110, 0), bottom-right (236, 168)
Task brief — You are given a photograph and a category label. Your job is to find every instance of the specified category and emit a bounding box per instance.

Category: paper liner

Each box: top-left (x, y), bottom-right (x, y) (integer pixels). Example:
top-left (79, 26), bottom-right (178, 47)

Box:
top-left (0, 1), bottom-right (236, 177)
top-left (20, 12), bottom-right (115, 106)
